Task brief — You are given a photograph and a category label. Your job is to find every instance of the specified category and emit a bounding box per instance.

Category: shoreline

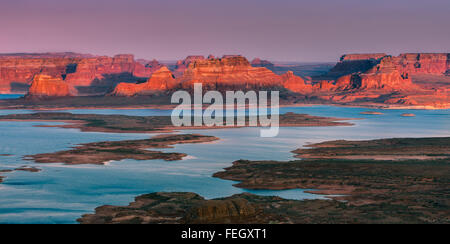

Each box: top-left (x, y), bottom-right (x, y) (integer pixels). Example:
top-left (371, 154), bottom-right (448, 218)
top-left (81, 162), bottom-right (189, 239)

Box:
top-left (0, 112), bottom-right (356, 134)
top-left (0, 98), bottom-right (448, 111)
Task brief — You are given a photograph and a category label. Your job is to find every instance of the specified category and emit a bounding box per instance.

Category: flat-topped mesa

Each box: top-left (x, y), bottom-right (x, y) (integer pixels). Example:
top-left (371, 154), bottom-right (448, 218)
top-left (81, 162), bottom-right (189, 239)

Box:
top-left (26, 74), bottom-right (72, 97)
top-left (322, 54), bottom-right (418, 92)
top-left (340, 53), bottom-right (388, 61)
top-left (179, 55), bottom-right (283, 90)
top-left (326, 54), bottom-right (387, 78)
top-left (338, 56), bottom-right (415, 91)
top-left (112, 67), bottom-right (177, 96)
top-left (251, 58), bottom-right (275, 69)
top-left (331, 53), bottom-right (450, 78)
top-left (281, 71), bottom-right (312, 94)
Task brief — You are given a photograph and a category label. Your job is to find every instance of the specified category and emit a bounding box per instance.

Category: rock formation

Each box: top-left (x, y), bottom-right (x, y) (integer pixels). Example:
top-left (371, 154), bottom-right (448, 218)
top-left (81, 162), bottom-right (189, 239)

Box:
top-left (113, 67), bottom-right (176, 96)
top-left (280, 71), bottom-right (312, 94)
top-left (178, 55), bottom-right (283, 90)
top-left (338, 56), bottom-right (415, 91)
top-left (0, 52), bottom-right (448, 109)
top-left (327, 53), bottom-right (450, 79)
top-left (114, 56), bottom-right (288, 95)
top-left (65, 54), bottom-right (152, 87)
top-left (396, 53), bottom-right (449, 75)
top-left (0, 54), bottom-right (82, 93)
top-left (251, 58), bottom-right (275, 69)
top-left (27, 74), bottom-right (72, 97)
top-left (173, 55), bottom-right (206, 77)
top-left (0, 53), bottom-right (154, 95)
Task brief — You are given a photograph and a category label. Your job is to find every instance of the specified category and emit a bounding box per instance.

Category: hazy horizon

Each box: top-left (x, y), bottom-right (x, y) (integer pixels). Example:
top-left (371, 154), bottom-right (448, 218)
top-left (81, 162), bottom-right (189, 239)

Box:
top-left (1, 0), bottom-right (449, 62)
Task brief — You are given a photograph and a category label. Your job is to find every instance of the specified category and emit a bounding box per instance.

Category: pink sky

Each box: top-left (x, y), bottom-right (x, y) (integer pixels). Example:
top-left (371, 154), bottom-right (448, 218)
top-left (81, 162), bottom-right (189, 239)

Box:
top-left (0, 0), bottom-right (449, 62)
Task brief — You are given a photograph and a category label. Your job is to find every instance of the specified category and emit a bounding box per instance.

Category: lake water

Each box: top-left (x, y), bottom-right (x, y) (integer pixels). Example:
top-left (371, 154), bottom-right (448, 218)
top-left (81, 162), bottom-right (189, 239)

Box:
top-left (0, 106), bottom-right (449, 223)
top-left (0, 94), bottom-right (24, 100)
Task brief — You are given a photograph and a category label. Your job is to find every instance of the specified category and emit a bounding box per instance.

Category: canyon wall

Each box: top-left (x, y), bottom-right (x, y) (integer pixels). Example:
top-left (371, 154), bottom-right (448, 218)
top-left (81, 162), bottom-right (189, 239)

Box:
top-left (0, 53), bottom-right (153, 95)
top-left (113, 56), bottom-right (288, 95)
top-left (1, 52), bottom-right (448, 108)
top-left (0, 56), bottom-right (80, 93)
top-left (178, 56), bottom-right (283, 90)
top-left (311, 53), bottom-right (449, 107)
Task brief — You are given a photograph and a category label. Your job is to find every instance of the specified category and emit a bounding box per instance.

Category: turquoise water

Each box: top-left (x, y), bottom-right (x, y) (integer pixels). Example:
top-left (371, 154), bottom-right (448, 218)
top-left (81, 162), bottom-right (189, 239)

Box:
top-left (0, 106), bottom-right (448, 223)
top-left (0, 94), bottom-right (24, 100)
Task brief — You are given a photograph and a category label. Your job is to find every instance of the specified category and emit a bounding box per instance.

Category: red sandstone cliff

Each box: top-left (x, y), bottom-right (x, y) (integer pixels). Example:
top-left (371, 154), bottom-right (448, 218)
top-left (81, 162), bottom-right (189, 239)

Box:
top-left (1, 52), bottom-right (448, 108)
top-left (27, 74), bottom-right (72, 97)
top-left (396, 53), bottom-right (449, 75)
top-left (336, 56), bottom-right (415, 91)
top-left (113, 56), bottom-right (285, 95)
top-left (328, 53), bottom-right (449, 78)
top-left (65, 54), bottom-right (152, 87)
top-left (0, 55), bottom-right (82, 94)
top-left (178, 56), bottom-right (283, 90)
top-left (0, 53), bottom-right (154, 95)
top-left (312, 53), bottom-right (449, 107)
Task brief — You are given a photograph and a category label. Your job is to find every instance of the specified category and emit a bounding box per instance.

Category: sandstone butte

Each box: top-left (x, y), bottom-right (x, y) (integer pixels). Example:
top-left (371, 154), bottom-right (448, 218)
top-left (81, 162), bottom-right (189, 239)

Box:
top-left (178, 55), bottom-right (283, 90)
top-left (27, 74), bottom-right (72, 97)
top-left (112, 67), bottom-right (177, 96)
top-left (0, 53), bottom-right (154, 94)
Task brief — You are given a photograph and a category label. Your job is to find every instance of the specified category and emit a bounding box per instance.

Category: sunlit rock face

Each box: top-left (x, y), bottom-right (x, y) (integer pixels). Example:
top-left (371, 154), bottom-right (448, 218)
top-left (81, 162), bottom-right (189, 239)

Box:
top-left (113, 56), bottom-right (288, 95)
top-left (396, 53), bottom-right (449, 75)
top-left (0, 53), bottom-right (154, 94)
top-left (27, 74), bottom-right (72, 97)
top-left (0, 53), bottom-right (89, 94)
top-left (64, 54), bottom-right (153, 87)
top-left (281, 71), bottom-right (312, 94)
top-left (338, 56), bottom-right (415, 91)
top-left (179, 56), bottom-right (283, 90)
top-left (112, 67), bottom-right (177, 96)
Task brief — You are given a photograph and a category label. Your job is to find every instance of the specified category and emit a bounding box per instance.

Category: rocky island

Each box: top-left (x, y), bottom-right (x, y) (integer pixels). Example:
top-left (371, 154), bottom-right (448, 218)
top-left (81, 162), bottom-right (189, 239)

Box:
top-left (25, 134), bottom-right (218, 165)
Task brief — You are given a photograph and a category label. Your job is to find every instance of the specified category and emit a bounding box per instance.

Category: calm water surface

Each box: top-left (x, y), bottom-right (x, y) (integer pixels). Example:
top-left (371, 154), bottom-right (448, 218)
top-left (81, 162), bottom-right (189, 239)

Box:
top-left (0, 105), bottom-right (448, 223)
top-left (0, 94), bottom-right (24, 100)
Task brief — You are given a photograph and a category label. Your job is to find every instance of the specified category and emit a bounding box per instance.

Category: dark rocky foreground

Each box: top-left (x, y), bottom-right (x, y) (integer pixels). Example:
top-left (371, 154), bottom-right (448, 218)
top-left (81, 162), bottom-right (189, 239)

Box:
top-left (79, 137), bottom-right (450, 224)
